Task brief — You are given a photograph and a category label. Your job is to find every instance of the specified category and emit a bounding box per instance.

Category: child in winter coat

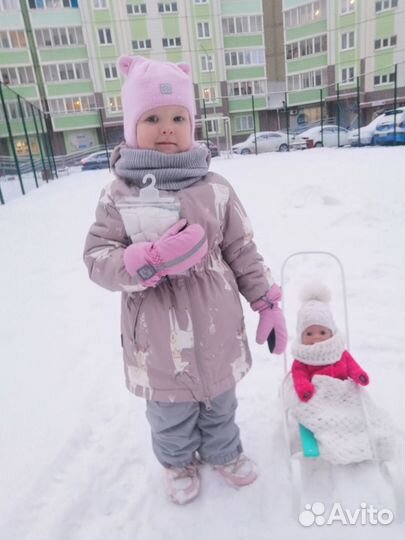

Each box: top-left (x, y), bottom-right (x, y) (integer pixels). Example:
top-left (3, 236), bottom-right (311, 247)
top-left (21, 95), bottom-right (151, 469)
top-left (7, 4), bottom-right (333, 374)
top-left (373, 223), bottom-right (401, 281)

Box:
top-left (291, 284), bottom-right (369, 402)
top-left (83, 55), bottom-right (288, 505)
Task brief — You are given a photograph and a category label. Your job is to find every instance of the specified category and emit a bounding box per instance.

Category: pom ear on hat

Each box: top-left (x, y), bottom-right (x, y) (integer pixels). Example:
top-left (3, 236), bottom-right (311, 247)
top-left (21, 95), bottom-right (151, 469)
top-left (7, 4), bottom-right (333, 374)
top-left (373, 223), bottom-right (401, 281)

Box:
top-left (177, 63), bottom-right (191, 75)
top-left (117, 55), bottom-right (147, 76)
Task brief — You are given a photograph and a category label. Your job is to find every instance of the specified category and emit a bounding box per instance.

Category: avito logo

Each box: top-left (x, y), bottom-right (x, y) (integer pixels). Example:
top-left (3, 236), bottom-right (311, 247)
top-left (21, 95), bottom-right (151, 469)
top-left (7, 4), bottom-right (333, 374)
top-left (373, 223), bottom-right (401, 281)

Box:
top-left (299, 502), bottom-right (394, 526)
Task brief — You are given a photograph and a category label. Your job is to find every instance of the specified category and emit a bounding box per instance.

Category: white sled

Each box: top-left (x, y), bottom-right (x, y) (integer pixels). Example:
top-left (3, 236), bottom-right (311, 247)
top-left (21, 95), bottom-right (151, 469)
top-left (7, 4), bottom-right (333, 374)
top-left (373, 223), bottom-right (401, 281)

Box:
top-left (279, 251), bottom-right (404, 521)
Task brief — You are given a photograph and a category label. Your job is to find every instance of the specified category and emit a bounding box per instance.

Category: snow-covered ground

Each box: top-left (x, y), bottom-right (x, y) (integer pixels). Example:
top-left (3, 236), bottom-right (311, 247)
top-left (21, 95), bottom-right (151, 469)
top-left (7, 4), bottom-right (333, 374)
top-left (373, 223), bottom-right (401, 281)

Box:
top-left (0, 146), bottom-right (404, 540)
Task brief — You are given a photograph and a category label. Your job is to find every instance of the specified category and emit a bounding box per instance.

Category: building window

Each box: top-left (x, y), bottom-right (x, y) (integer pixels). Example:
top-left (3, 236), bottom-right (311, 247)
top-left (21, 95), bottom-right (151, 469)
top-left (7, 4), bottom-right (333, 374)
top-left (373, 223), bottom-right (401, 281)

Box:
top-left (98, 28), bottom-right (113, 45)
top-left (93, 0), bottom-right (107, 8)
top-left (222, 15), bottom-right (263, 35)
top-left (200, 54), bottom-right (214, 72)
top-left (225, 49), bottom-right (265, 67)
top-left (374, 35), bottom-right (397, 49)
top-left (286, 34), bottom-right (327, 60)
top-left (0, 30), bottom-right (27, 48)
top-left (197, 22), bottom-right (210, 39)
top-left (287, 68), bottom-right (327, 91)
top-left (202, 87), bottom-right (216, 103)
top-left (162, 37), bottom-right (181, 48)
top-left (42, 62), bottom-right (90, 82)
top-left (194, 0), bottom-right (208, 3)
top-left (341, 66), bottom-right (355, 84)
top-left (48, 95), bottom-right (96, 114)
top-left (127, 3), bottom-right (146, 14)
top-left (375, 0), bottom-right (398, 12)
top-left (158, 2), bottom-right (177, 13)
top-left (0, 0), bottom-right (20, 10)
top-left (29, 0), bottom-right (79, 7)
top-left (228, 80), bottom-right (266, 97)
top-left (132, 39), bottom-right (152, 50)
top-left (374, 73), bottom-right (395, 85)
top-left (103, 63), bottom-right (118, 79)
top-left (341, 0), bottom-right (356, 13)
top-left (284, 0), bottom-right (326, 28)
top-left (206, 119), bottom-right (218, 133)
top-left (1, 66), bottom-right (35, 85)
top-left (108, 96), bottom-right (122, 113)
top-left (340, 31), bottom-right (355, 50)
top-left (35, 27), bottom-right (84, 47)
top-left (236, 115), bottom-right (254, 132)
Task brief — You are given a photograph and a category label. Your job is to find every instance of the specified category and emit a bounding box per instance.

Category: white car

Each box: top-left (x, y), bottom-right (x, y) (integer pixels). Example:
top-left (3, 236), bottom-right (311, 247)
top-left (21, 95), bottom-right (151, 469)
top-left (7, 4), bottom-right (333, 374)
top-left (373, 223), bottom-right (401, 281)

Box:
top-left (232, 131), bottom-right (292, 154)
top-left (294, 125), bottom-right (350, 147)
top-left (349, 113), bottom-right (388, 146)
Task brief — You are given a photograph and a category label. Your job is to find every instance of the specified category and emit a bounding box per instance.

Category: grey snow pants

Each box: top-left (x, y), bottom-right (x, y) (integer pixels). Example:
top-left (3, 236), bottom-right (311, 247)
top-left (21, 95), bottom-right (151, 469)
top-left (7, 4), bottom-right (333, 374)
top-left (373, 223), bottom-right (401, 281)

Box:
top-left (145, 388), bottom-right (243, 468)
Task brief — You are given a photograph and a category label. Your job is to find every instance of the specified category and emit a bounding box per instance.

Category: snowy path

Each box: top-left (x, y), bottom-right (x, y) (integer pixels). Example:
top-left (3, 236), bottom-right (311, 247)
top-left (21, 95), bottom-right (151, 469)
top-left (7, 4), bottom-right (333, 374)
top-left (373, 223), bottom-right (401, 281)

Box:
top-left (1, 147), bottom-right (404, 540)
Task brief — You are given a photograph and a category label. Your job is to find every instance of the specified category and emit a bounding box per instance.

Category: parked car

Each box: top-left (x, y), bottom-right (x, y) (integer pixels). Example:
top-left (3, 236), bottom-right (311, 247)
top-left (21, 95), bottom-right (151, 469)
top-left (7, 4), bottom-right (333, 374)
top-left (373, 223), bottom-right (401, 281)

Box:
top-left (232, 131), bottom-right (295, 154)
top-left (348, 113), bottom-right (387, 146)
top-left (81, 150), bottom-right (112, 170)
top-left (294, 125), bottom-right (350, 147)
top-left (374, 107), bottom-right (405, 145)
top-left (195, 139), bottom-right (219, 157)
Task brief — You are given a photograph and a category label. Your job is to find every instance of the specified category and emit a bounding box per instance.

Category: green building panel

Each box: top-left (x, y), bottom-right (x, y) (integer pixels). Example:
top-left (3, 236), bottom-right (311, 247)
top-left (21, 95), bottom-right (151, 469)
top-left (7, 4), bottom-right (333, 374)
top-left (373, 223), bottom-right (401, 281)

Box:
top-left (92, 10), bottom-right (115, 25)
top-left (104, 79), bottom-right (121, 93)
top-left (53, 113), bottom-right (99, 130)
top-left (0, 12), bottom-right (22, 29)
top-left (29, 9), bottom-right (81, 27)
top-left (46, 81), bottom-right (94, 97)
top-left (223, 35), bottom-right (263, 48)
top-left (226, 66), bottom-right (266, 80)
top-left (228, 96), bottom-right (266, 112)
top-left (221, 0), bottom-right (262, 15)
top-left (288, 87), bottom-right (328, 106)
top-left (375, 51), bottom-right (394, 70)
top-left (11, 86), bottom-right (38, 100)
top-left (337, 49), bottom-right (357, 64)
top-left (337, 12), bottom-right (356, 29)
top-left (283, 0), bottom-right (311, 8)
top-left (162, 15), bottom-right (180, 36)
top-left (39, 47), bottom-right (89, 62)
top-left (287, 54), bottom-right (328, 74)
top-left (376, 11), bottom-right (395, 36)
top-left (286, 21), bottom-right (327, 42)
top-left (129, 18), bottom-right (148, 38)
top-left (0, 50), bottom-right (31, 64)
top-left (190, 3), bottom-right (210, 17)
top-left (165, 50), bottom-right (183, 63)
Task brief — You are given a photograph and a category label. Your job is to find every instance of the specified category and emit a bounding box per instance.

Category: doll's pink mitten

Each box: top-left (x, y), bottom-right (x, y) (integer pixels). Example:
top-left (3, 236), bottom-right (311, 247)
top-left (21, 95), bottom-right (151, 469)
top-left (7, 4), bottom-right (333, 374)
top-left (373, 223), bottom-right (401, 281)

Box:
top-left (123, 218), bottom-right (208, 287)
top-left (251, 284), bottom-right (288, 354)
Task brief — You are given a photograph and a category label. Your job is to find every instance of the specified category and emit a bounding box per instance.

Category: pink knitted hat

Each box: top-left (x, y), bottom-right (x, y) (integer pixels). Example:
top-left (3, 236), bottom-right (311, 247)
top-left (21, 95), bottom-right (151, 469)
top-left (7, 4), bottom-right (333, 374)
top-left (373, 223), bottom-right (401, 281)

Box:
top-left (117, 55), bottom-right (196, 149)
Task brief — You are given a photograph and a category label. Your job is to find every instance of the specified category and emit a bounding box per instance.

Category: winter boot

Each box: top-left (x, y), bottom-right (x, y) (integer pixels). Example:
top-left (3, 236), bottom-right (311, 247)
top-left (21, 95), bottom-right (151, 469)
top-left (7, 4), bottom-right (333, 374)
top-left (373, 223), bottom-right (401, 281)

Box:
top-left (213, 454), bottom-right (257, 488)
top-left (165, 463), bottom-right (200, 504)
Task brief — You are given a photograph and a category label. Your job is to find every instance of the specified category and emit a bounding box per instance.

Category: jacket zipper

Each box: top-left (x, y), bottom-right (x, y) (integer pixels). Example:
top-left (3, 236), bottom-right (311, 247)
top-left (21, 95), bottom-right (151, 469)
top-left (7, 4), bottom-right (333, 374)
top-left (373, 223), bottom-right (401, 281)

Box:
top-left (183, 277), bottom-right (212, 410)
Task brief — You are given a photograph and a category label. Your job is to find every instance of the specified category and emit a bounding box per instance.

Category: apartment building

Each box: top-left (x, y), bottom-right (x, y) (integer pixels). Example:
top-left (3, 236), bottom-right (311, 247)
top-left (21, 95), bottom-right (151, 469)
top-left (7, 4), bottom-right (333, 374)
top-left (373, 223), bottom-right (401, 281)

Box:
top-left (1, 0), bottom-right (279, 155)
top-left (282, 0), bottom-right (405, 128)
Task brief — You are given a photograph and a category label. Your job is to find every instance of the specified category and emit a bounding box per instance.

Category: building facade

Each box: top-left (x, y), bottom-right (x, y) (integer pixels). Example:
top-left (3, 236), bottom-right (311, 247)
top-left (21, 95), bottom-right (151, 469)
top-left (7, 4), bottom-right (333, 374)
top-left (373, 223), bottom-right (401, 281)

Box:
top-left (1, 0), bottom-right (404, 157)
top-left (282, 0), bottom-right (405, 128)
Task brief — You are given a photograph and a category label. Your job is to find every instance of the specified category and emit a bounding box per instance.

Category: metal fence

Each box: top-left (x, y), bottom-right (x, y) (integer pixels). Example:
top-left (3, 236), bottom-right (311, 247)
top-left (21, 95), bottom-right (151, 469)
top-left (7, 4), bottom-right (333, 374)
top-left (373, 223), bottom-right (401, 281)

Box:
top-left (0, 80), bottom-right (58, 204)
top-left (1, 63), bottom-right (404, 203)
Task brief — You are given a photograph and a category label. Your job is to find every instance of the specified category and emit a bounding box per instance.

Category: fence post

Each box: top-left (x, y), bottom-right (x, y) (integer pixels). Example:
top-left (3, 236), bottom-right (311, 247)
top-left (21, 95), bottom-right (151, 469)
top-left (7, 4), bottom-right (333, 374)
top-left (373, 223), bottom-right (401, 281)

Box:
top-left (0, 184), bottom-right (4, 205)
top-left (202, 98), bottom-right (209, 147)
top-left (98, 107), bottom-right (110, 171)
top-left (336, 83), bottom-right (340, 147)
top-left (393, 63), bottom-right (398, 145)
top-left (356, 76), bottom-right (361, 146)
top-left (31, 104), bottom-right (48, 182)
top-left (251, 95), bottom-right (257, 154)
top-left (17, 95), bottom-right (39, 188)
top-left (37, 111), bottom-right (55, 179)
top-left (320, 88), bottom-right (323, 146)
top-left (0, 81), bottom-right (25, 195)
top-left (284, 92), bottom-right (290, 151)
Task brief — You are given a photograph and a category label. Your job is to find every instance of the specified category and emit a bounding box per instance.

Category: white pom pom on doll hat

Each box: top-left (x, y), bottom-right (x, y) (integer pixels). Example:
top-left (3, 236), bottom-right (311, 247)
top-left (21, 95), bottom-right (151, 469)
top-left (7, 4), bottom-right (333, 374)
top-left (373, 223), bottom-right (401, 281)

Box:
top-left (296, 283), bottom-right (337, 338)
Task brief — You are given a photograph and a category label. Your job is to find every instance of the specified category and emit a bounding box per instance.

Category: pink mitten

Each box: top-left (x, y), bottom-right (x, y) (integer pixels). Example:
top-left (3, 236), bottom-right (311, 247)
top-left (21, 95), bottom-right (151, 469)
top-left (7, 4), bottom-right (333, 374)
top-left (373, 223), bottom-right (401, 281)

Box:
top-left (251, 284), bottom-right (288, 354)
top-left (123, 218), bottom-right (208, 287)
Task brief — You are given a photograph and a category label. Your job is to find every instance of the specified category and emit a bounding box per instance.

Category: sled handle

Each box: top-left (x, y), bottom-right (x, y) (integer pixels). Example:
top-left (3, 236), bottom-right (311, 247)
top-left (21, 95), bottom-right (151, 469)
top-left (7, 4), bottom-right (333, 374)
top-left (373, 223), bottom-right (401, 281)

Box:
top-left (280, 251), bottom-right (350, 374)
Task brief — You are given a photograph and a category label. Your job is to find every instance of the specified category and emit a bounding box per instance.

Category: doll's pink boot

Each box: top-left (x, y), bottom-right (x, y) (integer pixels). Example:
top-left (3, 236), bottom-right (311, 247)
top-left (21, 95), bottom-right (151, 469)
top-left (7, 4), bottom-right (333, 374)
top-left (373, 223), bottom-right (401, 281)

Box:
top-left (165, 463), bottom-right (200, 505)
top-left (213, 454), bottom-right (257, 488)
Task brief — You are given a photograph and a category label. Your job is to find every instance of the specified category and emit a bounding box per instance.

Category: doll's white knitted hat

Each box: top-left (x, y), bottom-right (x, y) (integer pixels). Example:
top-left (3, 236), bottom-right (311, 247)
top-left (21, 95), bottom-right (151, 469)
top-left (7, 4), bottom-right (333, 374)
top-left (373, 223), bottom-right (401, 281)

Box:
top-left (296, 283), bottom-right (337, 338)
